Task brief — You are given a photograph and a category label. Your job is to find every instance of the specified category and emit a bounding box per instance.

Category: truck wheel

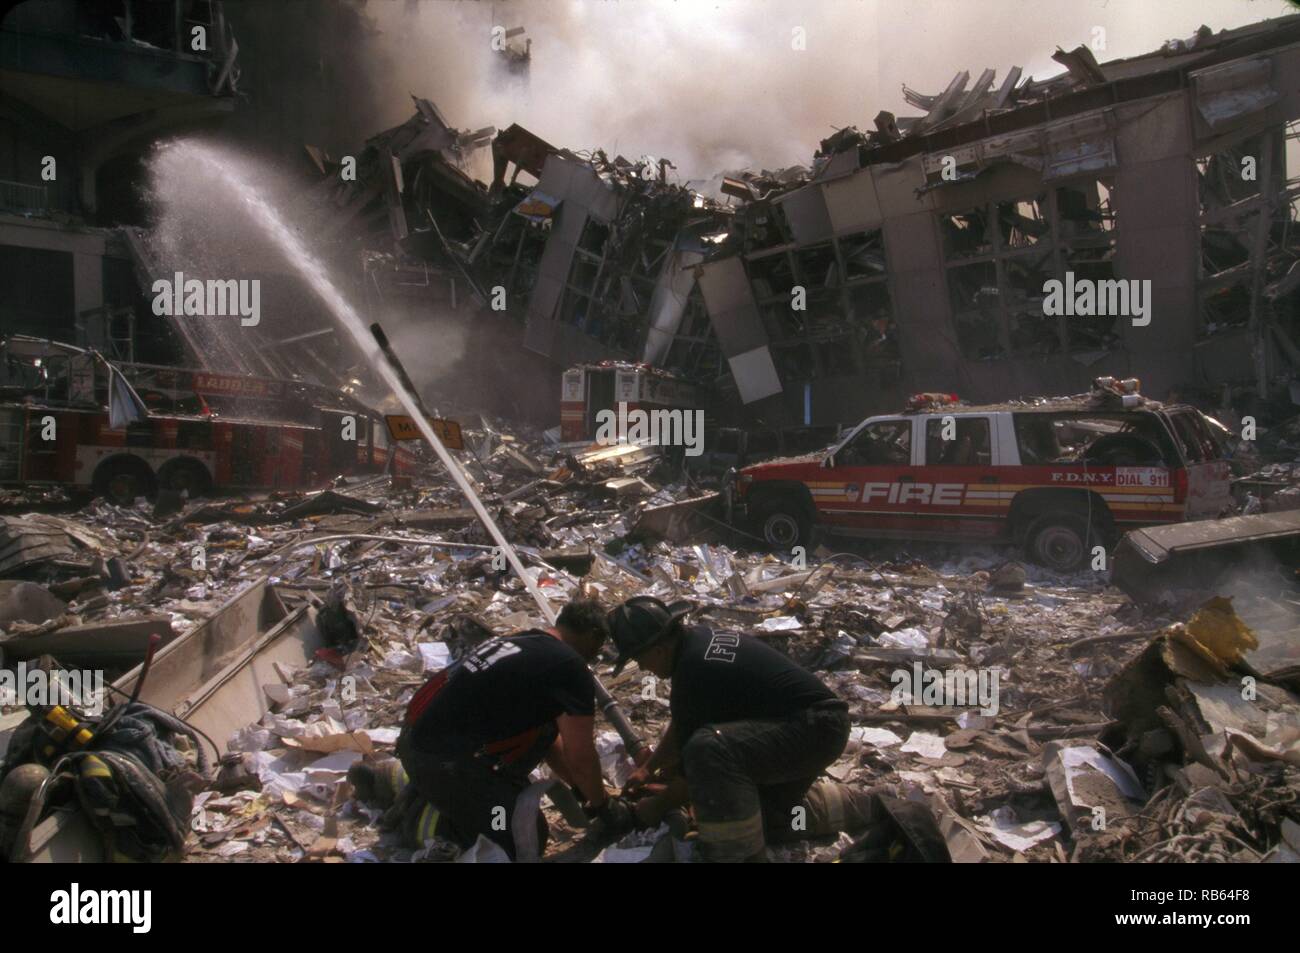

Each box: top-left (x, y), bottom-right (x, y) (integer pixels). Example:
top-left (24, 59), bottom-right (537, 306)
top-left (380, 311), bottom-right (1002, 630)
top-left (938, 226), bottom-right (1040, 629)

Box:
top-left (755, 500), bottom-right (811, 551)
top-left (1024, 513), bottom-right (1095, 572)
top-left (157, 458), bottom-right (212, 498)
top-left (93, 457), bottom-right (156, 506)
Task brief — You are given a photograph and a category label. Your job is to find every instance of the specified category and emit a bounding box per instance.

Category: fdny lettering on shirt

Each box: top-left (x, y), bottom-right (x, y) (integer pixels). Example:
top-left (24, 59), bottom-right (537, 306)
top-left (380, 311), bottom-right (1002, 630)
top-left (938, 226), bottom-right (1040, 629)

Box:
top-left (463, 637), bottom-right (522, 673)
top-left (704, 633), bottom-right (740, 663)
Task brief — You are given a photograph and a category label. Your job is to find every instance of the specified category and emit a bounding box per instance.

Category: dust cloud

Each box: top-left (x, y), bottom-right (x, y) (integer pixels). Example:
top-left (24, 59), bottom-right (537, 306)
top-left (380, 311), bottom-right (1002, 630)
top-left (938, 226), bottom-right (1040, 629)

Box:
top-left (363, 0), bottom-right (1287, 184)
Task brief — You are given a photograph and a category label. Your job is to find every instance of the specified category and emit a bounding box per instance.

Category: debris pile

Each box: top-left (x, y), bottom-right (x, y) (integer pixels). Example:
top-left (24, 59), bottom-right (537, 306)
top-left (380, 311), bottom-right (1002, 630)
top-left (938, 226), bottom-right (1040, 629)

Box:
top-left (3, 417), bottom-right (1295, 863)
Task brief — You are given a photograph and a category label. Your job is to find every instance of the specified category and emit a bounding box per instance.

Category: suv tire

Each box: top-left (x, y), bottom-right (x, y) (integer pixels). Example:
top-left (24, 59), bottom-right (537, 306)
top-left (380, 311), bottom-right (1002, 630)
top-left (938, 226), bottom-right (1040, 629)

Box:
top-left (755, 499), bottom-right (811, 551)
top-left (1024, 513), bottom-right (1098, 572)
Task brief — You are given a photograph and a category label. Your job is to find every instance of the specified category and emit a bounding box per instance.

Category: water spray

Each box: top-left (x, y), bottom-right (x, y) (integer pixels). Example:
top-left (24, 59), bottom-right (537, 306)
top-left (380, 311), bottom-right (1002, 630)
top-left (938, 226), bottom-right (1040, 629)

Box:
top-left (172, 143), bottom-right (642, 757)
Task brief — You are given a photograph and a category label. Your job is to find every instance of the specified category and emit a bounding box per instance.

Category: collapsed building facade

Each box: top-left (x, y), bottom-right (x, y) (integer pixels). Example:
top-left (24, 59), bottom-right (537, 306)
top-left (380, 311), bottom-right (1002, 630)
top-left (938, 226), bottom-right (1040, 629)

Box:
top-left (528, 16), bottom-right (1300, 427)
top-left (305, 16), bottom-right (1300, 432)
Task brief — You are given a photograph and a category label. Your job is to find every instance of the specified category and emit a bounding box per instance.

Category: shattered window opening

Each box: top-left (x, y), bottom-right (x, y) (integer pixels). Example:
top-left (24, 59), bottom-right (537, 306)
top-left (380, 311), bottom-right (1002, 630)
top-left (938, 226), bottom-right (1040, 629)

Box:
top-left (1004, 248), bottom-right (1058, 357)
top-left (1012, 412), bottom-right (1179, 467)
top-left (1055, 179), bottom-right (1116, 240)
top-left (663, 287), bottom-right (724, 382)
top-left (1054, 178), bottom-right (1119, 357)
top-left (925, 416), bottom-right (992, 465)
top-left (1196, 124), bottom-right (1298, 342)
top-left (748, 249), bottom-right (797, 299)
top-left (942, 205), bottom-right (996, 260)
top-left (847, 280), bottom-right (898, 361)
top-left (998, 195), bottom-right (1050, 249)
top-left (839, 231), bottom-right (888, 281)
top-left (795, 243), bottom-right (840, 291)
top-left (838, 417), bottom-right (911, 466)
top-left (948, 260), bottom-right (1005, 359)
top-left (745, 226), bottom-right (896, 383)
top-left (943, 182), bottom-right (1126, 358)
top-left (1062, 251), bottom-right (1121, 351)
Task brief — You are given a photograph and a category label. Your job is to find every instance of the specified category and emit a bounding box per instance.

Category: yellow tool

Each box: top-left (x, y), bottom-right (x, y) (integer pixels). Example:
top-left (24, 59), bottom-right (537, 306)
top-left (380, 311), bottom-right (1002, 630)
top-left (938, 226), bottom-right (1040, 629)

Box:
top-left (31, 634), bottom-right (162, 765)
top-left (36, 705), bottom-right (97, 761)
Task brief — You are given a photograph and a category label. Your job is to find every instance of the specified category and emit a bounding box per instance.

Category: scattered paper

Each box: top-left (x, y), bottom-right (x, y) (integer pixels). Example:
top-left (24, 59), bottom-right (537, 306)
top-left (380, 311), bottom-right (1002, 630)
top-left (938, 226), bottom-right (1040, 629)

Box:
top-left (977, 807), bottom-right (1060, 852)
top-left (456, 835), bottom-right (512, 863)
top-left (900, 731), bottom-right (947, 759)
top-left (758, 615), bottom-right (802, 632)
top-left (850, 726), bottom-right (903, 748)
top-left (418, 642), bottom-right (452, 672)
top-left (878, 627), bottom-right (929, 651)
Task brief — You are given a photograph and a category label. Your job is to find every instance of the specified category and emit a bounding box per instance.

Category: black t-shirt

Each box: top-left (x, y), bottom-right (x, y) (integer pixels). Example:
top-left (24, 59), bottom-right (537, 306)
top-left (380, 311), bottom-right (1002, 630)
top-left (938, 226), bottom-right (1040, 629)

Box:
top-left (404, 630), bottom-right (595, 761)
top-left (668, 624), bottom-right (838, 743)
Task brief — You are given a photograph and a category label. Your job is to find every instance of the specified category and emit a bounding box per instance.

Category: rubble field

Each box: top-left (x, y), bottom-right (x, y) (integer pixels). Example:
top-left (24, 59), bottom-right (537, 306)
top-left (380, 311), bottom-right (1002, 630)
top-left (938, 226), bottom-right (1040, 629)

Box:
top-left (2, 420), bottom-right (1297, 864)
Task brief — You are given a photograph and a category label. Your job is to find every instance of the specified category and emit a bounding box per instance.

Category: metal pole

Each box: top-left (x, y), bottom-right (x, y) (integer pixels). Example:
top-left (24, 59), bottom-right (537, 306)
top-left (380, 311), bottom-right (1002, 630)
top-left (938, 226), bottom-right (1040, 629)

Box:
top-left (370, 323), bottom-right (645, 758)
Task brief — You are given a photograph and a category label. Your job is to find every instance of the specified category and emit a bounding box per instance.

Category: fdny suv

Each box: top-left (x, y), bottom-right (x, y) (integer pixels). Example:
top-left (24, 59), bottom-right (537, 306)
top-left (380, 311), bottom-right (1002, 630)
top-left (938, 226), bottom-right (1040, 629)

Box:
top-left (727, 380), bottom-right (1232, 571)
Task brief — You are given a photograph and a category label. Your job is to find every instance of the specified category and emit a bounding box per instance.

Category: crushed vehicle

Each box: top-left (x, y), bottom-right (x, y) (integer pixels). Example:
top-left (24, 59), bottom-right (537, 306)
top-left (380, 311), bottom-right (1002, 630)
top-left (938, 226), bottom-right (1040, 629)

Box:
top-left (728, 378), bottom-right (1234, 570)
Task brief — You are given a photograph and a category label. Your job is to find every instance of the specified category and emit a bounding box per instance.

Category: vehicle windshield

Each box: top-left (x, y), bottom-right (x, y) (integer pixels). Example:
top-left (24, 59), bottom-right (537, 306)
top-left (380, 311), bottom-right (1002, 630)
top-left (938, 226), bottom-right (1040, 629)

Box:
top-left (836, 419), bottom-right (912, 466)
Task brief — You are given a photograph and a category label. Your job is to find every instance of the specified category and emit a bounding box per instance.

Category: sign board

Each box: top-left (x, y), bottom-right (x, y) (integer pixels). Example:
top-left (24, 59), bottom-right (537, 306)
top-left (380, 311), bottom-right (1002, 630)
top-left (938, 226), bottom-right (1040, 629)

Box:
top-left (385, 415), bottom-right (464, 450)
top-left (191, 372), bottom-right (284, 398)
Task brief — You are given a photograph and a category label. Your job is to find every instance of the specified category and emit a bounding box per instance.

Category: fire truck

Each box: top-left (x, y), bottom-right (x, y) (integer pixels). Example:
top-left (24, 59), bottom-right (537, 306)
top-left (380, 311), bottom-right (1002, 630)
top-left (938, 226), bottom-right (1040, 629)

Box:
top-left (0, 336), bottom-right (416, 504)
top-left (559, 361), bottom-right (699, 443)
top-left (727, 380), bottom-right (1233, 571)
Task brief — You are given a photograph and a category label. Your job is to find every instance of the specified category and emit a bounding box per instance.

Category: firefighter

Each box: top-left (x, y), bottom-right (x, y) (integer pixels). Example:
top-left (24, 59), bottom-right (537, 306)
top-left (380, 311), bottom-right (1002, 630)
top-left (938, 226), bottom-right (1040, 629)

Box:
top-left (395, 599), bottom-right (629, 859)
top-left (610, 595), bottom-right (875, 862)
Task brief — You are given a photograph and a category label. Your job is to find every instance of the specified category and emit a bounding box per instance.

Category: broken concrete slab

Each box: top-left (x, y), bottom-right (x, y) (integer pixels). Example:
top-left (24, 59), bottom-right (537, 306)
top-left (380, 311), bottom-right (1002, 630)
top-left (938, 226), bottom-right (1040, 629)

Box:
top-left (0, 581), bottom-right (67, 627)
top-left (630, 492), bottom-right (722, 543)
top-left (602, 477), bottom-right (656, 498)
top-left (0, 515), bottom-right (110, 578)
top-left (1112, 510), bottom-right (1300, 606)
top-left (393, 507), bottom-right (479, 531)
top-left (0, 615), bottom-right (177, 667)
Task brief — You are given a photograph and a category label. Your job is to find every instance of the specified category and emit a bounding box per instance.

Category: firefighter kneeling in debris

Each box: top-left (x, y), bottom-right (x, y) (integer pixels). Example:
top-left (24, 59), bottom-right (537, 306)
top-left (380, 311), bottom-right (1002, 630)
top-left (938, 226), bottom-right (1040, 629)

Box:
top-left (610, 596), bottom-right (875, 862)
top-left (388, 599), bottom-right (626, 859)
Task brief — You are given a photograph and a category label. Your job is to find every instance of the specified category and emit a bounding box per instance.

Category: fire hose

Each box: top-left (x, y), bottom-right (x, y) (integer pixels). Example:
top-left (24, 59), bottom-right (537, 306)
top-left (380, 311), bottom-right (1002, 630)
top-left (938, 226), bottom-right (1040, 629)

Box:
top-left (369, 323), bottom-right (646, 761)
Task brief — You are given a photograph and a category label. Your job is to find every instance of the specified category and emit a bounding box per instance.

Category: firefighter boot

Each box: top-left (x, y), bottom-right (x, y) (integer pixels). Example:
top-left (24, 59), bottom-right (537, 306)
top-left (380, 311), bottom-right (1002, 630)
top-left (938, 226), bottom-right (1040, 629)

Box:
top-left (801, 779), bottom-right (892, 836)
top-left (0, 763), bottom-right (51, 858)
top-left (348, 758), bottom-right (408, 810)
